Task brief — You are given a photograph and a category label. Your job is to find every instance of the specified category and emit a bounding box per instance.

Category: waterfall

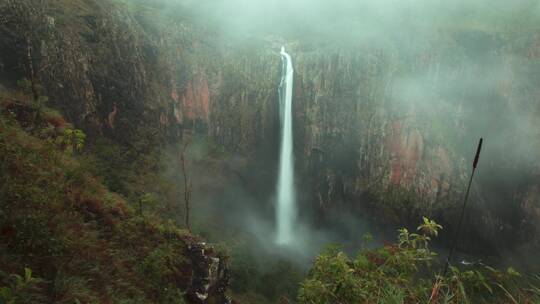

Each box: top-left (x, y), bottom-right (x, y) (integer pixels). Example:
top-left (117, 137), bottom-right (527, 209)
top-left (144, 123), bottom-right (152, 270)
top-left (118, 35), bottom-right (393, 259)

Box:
top-left (276, 46), bottom-right (296, 245)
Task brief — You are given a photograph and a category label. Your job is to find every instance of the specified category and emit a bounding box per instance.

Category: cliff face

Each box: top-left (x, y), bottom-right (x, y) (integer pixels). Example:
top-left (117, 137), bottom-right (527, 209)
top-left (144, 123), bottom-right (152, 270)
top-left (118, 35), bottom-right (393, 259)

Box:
top-left (190, 35), bottom-right (540, 254)
top-left (1, 0), bottom-right (539, 255)
top-left (291, 42), bottom-right (540, 253)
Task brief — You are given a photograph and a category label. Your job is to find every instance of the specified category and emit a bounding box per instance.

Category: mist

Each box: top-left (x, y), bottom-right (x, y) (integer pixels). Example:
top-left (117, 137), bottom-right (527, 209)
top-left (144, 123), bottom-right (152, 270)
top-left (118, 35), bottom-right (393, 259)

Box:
top-left (127, 0), bottom-right (540, 257)
top-left (147, 0), bottom-right (540, 43)
top-left (121, 0), bottom-right (540, 298)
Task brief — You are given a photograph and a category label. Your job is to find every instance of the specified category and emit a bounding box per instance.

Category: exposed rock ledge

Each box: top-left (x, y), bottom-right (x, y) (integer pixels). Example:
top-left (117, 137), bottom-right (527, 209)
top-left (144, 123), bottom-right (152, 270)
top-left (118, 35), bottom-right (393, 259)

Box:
top-left (183, 237), bottom-right (231, 304)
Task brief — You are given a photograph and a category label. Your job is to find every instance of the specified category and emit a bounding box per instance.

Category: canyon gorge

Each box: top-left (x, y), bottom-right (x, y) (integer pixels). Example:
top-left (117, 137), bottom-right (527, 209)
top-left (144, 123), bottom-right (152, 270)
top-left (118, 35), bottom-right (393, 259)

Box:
top-left (1, 0), bottom-right (540, 302)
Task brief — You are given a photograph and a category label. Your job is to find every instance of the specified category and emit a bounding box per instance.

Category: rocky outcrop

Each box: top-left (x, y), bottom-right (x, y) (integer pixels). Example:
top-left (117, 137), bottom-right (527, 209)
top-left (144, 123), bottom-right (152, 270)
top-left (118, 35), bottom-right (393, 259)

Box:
top-left (183, 237), bottom-right (231, 304)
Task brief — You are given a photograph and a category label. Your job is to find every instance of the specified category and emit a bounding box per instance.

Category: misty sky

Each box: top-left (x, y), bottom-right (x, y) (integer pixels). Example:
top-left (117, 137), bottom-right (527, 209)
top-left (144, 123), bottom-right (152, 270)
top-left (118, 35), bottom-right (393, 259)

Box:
top-left (158, 0), bottom-right (540, 42)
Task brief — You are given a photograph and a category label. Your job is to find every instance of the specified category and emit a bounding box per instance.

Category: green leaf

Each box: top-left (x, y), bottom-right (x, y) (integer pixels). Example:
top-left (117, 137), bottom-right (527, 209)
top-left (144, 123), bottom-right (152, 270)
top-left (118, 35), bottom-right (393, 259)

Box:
top-left (0, 287), bottom-right (13, 301)
top-left (506, 267), bottom-right (521, 277)
top-left (24, 267), bottom-right (32, 282)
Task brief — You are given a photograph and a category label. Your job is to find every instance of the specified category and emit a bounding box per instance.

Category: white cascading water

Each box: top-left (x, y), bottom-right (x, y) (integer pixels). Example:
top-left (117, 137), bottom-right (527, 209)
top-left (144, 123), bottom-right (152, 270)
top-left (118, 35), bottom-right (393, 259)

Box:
top-left (276, 46), bottom-right (296, 245)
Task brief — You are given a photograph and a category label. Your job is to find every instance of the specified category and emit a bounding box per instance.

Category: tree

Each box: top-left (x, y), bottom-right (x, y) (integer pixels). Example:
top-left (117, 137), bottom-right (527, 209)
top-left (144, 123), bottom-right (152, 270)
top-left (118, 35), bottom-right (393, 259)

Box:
top-left (0, 0), bottom-right (47, 103)
top-left (180, 140), bottom-right (192, 232)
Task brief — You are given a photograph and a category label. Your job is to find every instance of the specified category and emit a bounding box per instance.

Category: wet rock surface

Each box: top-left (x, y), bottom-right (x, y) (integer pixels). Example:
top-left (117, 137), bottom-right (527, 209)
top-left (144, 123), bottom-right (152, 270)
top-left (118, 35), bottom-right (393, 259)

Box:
top-left (183, 237), bottom-right (231, 304)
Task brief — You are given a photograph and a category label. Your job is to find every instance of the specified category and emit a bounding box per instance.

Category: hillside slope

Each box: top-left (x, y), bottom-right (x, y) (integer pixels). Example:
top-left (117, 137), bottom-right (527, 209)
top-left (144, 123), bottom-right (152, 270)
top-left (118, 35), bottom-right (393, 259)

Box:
top-left (0, 91), bottom-right (230, 303)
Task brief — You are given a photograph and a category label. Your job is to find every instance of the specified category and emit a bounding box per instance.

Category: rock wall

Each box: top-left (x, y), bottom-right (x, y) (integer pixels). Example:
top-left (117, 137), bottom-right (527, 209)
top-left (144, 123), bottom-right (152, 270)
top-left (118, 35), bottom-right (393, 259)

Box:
top-left (290, 39), bottom-right (540, 255)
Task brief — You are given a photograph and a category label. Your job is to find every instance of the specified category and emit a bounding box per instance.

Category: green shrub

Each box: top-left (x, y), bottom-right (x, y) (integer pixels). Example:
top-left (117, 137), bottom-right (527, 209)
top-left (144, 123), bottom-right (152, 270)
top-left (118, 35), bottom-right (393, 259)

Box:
top-left (0, 92), bottom-right (210, 303)
top-left (0, 268), bottom-right (47, 304)
top-left (298, 218), bottom-right (539, 304)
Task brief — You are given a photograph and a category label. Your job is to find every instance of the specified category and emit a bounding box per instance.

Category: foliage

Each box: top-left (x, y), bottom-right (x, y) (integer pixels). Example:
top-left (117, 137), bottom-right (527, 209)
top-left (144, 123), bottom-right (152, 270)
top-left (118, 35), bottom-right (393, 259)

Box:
top-left (84, 133), bottom-right (182, 224)
top-left (138, 192), bottom-right (160, 217)
top-left (0, 268), bottom-right (47, 304)
top-left (228, 243), bottom-right (304, 303)
top-left (298, 218), bottom-right (540, 304)
top-left (54, 128), bottom-right (86, 155)
top-left (0, 92), bottom-right (215, 303)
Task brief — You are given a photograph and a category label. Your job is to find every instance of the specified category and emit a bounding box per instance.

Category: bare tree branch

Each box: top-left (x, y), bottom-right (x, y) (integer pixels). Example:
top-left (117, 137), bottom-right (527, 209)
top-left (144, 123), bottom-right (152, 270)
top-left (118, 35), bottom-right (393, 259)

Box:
top-left (180, 140), bottom-right (192, 232)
